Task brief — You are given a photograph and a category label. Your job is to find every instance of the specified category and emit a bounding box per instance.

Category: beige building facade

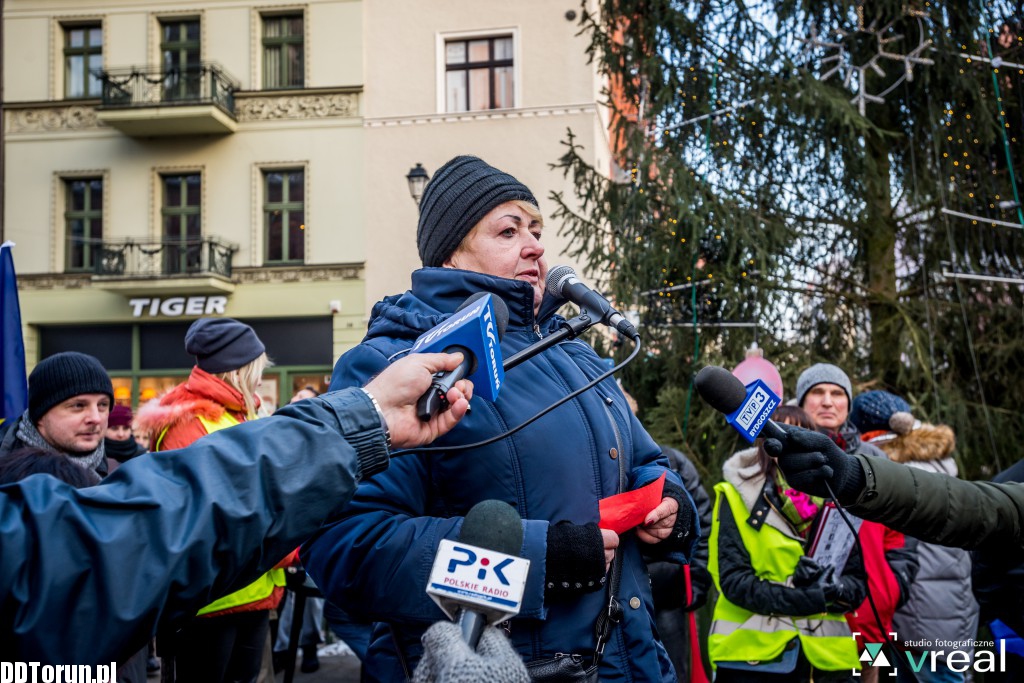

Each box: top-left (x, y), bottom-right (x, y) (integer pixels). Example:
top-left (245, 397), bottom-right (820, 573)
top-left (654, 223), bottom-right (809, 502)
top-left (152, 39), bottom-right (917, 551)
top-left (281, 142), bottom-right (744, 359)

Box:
top-left (3, 0), bottom-right (611, 409)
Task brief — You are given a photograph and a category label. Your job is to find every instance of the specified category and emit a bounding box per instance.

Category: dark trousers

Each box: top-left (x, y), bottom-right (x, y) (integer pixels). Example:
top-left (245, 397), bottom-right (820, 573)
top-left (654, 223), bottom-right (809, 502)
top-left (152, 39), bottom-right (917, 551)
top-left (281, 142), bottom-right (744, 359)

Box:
top-left (172, 610), bottom-right (270, 683)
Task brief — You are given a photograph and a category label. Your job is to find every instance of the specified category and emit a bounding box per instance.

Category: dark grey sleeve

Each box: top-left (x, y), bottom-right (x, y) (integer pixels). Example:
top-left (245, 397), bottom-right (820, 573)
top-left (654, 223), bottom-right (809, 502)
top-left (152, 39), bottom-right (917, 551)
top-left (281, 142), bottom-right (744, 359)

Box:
top-left (0, 388), bottom-right (388, 665)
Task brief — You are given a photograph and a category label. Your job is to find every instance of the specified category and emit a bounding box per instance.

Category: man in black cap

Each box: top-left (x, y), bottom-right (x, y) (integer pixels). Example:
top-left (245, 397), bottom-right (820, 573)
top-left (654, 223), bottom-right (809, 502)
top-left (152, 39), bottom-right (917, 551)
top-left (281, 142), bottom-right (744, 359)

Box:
top-left (0, 351), bottom-right (114, 477)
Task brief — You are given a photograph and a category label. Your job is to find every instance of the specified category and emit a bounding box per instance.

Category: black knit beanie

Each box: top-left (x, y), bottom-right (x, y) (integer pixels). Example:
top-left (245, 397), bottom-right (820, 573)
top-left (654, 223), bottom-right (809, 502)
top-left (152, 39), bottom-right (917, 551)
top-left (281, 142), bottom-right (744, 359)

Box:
top-left (28, 352), bottom-right (113, 424)
top-left (416, 155), bottom-right (538, 268)
top-left (185, 317), bottom-right (266, 374)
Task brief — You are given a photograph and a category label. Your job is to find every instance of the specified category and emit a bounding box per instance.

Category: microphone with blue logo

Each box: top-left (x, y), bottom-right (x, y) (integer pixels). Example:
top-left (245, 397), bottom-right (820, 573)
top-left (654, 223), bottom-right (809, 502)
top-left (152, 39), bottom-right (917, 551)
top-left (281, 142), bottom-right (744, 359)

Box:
top-left (694, 365), bottom-right (786, 442)
top-left (412, 292), bottom-right (510, 422)
top-left (425, 500), bottom-right (530, 649)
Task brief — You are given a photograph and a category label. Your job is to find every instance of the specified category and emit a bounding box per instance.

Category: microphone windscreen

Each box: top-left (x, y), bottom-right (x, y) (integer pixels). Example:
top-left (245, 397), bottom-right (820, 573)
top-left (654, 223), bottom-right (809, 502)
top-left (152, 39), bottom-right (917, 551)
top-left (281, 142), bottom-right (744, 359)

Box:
top-left (545, 265), bottom-right (575, 298)
top-left (695, 365), bottom-right (747, 414)
top-left (459, 500), bottom-right (523, 557)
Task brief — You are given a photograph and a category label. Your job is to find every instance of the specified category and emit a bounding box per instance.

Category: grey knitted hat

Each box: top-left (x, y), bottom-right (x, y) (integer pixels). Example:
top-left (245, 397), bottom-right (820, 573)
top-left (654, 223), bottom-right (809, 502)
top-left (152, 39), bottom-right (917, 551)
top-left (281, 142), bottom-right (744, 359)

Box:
top-left (28, 352), bottom-right (113, 424)
top-left (416, 156), bottom-right (538, 268)
top-left (795, 363), bottom-right (853, 406)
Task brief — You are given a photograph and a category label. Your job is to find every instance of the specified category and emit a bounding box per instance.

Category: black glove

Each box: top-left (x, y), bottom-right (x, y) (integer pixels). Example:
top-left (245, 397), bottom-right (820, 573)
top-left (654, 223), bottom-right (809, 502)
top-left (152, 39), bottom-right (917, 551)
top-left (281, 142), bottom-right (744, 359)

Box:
top-left (791, 556), bottom-right (828, 588)
top-left (545, 522), bottom-right (606, 599)
top-left (763, 425), bottom-right (866, 502)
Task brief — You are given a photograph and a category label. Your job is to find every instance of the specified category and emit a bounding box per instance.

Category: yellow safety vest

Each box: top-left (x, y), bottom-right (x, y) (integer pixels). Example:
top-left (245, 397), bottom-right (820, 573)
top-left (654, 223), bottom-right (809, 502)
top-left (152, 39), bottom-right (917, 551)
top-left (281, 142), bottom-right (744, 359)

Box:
top-left (158, 412), bottom-right (287, 617)
top-left (708, 481), bottom-right (860, 672)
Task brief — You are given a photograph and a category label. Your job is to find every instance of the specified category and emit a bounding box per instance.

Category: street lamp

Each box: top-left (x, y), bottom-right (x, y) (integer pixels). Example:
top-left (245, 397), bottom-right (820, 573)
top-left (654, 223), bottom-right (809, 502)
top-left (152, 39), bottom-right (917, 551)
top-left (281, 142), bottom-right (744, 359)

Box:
top-left (406, 163), bottom-right (430, 205)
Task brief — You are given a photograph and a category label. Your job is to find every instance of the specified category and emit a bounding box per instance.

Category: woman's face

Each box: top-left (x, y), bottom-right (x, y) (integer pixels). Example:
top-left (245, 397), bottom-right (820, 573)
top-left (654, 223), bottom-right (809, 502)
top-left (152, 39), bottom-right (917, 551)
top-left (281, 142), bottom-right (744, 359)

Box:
top-left (444, 201), bottom-right (548, 313)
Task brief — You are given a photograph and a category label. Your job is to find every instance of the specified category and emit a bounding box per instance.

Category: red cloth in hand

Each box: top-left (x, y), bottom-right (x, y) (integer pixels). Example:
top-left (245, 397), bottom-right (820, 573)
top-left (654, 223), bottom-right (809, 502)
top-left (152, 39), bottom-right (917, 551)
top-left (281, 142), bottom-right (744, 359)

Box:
top-left (598, 473), bottom-right (666, 534)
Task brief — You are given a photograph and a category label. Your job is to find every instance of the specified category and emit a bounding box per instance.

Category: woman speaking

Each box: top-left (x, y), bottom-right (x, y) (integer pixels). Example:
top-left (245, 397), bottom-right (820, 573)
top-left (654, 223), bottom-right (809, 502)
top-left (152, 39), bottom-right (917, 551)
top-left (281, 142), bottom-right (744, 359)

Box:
top-left (302, 156), bottom-right (697, 681)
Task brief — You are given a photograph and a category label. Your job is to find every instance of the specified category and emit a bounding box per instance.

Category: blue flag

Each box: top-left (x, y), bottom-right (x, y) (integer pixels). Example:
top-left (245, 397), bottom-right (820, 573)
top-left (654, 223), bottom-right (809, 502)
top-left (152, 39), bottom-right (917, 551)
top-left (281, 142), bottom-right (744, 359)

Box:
top-left (1, 242), bottom-right (28, 422)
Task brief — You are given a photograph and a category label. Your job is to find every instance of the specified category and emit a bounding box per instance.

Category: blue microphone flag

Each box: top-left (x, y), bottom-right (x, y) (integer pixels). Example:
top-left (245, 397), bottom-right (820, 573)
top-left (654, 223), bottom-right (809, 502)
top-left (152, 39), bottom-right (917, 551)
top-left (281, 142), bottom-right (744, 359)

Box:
top-left (410, 293), bottom-right (505, 402)
top-left (725, 379), bottom-right (781, 443)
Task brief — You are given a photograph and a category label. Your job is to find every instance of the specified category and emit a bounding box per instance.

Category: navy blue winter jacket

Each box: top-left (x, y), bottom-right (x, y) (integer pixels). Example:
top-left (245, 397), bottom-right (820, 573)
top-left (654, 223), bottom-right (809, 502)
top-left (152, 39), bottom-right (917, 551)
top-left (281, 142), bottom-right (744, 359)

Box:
top-left (302, 268), bottom-right (696, 682)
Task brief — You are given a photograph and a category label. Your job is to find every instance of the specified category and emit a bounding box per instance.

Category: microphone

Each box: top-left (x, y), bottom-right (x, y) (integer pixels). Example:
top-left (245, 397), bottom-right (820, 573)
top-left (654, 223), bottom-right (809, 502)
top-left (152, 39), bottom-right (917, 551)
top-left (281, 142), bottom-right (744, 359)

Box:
top-left (546, 265), bottom-right (638, 339)
top-left (412, 292), bottom-right (510, 421)
top-left (694, 365), bottom-right (787, 442)
top-left (426, 500), bottom-right (530, 649)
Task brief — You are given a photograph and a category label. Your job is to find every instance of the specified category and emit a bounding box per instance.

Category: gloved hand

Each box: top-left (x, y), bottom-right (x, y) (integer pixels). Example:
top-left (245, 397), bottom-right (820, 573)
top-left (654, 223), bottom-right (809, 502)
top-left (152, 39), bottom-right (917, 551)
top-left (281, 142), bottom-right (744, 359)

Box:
top-left (545, 522), bottom-right (607, 599)
top-left (413, 621), bottom-right (530, 683)
top-left (791, 556), bottom-right (828, 588)
top-left (763, 425), bottom-right (865, 502)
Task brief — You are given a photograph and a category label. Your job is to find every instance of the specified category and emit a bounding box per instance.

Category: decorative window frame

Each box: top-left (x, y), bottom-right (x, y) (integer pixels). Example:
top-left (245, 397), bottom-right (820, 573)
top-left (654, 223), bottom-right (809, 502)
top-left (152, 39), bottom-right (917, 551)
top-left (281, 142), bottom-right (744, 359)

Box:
top-left (251, 160), bottom-right (310, 265)
top-left (251, 4), bottom-right (309, 91)
top-left (435, 27), bottom-right (520, 114)
top-left (50, 16), bottom-right (105, 101)
top-left (51, 169), bottom-right (110, 273)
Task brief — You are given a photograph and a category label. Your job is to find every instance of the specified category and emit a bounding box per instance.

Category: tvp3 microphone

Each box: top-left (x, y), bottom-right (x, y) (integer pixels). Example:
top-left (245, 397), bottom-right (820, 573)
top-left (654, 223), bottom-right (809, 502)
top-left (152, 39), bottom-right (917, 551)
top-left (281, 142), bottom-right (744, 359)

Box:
top-left (412, 292), bottom-right (509, 421)
top-left (426, 500), bottom-right (530, 649)
top-left (546, 265), bottom-right (639, 339)
top-left (694, 365), bottom-right (786, 443)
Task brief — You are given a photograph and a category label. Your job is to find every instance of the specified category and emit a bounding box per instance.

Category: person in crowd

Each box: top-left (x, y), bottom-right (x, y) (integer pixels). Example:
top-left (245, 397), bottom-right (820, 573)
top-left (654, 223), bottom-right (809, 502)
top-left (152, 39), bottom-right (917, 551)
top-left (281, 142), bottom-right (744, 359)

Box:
top-left (622, 386), bottom-right (712, 682)
top-left (2, 350), bottom-right (473, 665)
top-left (302, 155), bottom-right (698, 681)
top-left (105, 404), bottom-right (147, 473)
top-left (795, 364), bottom-right (918, 683)
top-left (0, 351), bottom-right (113, 478)
top-left (849, 390), bottom-right (980, 682)
top-left (710, 404), bottom-right (867, 680)
top-left (136, 317), bottom-right (280, 683)
top-left (972, 458), bottom-right (1024, 681)
top-left (271, 384), bottom-right (327, 675)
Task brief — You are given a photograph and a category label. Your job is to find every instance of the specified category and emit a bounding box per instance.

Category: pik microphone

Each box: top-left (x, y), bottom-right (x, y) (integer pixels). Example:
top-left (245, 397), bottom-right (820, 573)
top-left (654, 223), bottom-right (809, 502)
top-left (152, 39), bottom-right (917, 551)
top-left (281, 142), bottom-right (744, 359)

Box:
top-left (546, 266), bottom-right (639, 339)
top-left (694, 365), bottom-right (787, 443)
top-left (412, 292), bottom-right (510, 421)
top-left (425, 500), bottom-right (530, 649)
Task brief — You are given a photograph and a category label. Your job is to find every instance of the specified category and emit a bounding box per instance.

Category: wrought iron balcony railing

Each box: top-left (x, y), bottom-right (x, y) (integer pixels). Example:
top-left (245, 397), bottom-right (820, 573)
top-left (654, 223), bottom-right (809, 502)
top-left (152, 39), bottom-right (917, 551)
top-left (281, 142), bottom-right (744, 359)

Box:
top-left (72, 237), bottom-right (238, 279)
top-left (96, 62), bottom-right (238, 115)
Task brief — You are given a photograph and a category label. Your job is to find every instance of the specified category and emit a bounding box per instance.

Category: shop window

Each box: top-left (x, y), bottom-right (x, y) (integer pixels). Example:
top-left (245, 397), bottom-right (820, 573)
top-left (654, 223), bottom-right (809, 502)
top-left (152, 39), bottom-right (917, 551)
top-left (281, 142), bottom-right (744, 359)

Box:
top-left (161, 173), bottom-right (202, 274)
top-left (262, 13), bottom-right (304, 89)
top-left (64, 23), bottom-right (103, 99)
top-left (64, 178), bottom-right (103, 272)
top-left (444, 35), bottom-right (514, 112)
top-left (263, 169), bottom-right (305, 264)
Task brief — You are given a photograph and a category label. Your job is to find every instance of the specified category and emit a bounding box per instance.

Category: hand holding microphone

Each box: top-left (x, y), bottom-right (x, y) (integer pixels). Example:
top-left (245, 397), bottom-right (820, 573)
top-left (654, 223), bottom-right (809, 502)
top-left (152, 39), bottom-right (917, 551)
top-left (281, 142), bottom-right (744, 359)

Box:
top-left (413, 621), bottom-right (529, 683)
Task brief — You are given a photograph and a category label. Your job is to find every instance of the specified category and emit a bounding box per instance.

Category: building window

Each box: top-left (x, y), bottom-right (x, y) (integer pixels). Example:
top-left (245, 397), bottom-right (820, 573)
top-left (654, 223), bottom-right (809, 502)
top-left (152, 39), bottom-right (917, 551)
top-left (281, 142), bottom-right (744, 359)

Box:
top-left (64, 178), bottom-right (103, 272)
top-left (262, 14), bottom-right (304, 89)
top-left (64, 24), bottom-right (102, 99)
top-left (161, 174), bottom-right (201, 274)
top-left (445, 36), bottom-right (513, 112)
top-left (264, 170), bottom-right (305, 264)
top-left (160, 18), bottom-right (201, 101)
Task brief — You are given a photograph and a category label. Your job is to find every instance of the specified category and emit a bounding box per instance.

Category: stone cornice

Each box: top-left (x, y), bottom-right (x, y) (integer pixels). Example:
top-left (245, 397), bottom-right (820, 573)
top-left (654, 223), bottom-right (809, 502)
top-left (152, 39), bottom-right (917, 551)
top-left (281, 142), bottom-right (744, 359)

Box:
top-left (233, 264), bottom-right (363, 283)
top-left (364, 103), bottom-right (598, 128)
top-left (6, 104), bottom-right (104, 133)
top-left (235, 92), bottom-right (360, 122)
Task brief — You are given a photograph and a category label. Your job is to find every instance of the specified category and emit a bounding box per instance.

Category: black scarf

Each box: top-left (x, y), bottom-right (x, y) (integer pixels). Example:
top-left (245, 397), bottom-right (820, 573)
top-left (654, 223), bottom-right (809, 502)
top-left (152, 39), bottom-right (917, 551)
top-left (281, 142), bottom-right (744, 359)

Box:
top-left (104, 436), bottom-right (144, 463)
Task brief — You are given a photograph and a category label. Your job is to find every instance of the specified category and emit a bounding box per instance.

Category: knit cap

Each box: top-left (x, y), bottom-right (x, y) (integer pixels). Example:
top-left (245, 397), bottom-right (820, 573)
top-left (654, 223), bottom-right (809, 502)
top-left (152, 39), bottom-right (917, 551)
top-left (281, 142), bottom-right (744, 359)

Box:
top-left (416, 156), bottom-right (538, 268)
top-left (28, 352), bottom-right (113, 424)
top-left (184, 317), bottom-right (265, 374)
top-left (108, 404), bottom-right (133, 428)
top-left (795, 363), bottom-right (853, 407)
top-left (849, 390), bottom-right (915, 435)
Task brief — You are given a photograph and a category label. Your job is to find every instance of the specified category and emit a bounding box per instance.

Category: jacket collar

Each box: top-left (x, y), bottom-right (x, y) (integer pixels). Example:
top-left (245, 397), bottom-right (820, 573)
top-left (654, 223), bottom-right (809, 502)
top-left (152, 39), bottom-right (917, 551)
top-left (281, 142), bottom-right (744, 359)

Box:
top-left (365, 268), bottom-right (567, 342)
top-left (722, 447), bottom-right (804, 541)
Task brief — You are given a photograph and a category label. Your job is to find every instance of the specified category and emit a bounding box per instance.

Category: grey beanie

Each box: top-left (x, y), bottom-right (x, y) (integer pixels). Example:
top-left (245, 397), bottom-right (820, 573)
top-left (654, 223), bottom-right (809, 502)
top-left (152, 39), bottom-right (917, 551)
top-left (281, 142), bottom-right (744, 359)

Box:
top-left (796, 363), bottom-right (853, 407)
top-left (28, 352), bottom-right (113, 424)
top-left (185, 317), bottom-right (265, 374)
top-left (416, 155), bottom-right (538, 268)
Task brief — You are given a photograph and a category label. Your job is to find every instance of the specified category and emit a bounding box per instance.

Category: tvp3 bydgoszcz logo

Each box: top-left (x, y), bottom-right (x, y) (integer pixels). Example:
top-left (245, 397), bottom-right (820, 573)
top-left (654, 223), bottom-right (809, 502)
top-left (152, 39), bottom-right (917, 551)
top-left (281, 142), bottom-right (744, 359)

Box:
top-left (426, 539), bottom-right (530, 626)
top-left (725, 379), bottom-right (781, 444)
top-left (853, 631), bottom-right (1007, 677)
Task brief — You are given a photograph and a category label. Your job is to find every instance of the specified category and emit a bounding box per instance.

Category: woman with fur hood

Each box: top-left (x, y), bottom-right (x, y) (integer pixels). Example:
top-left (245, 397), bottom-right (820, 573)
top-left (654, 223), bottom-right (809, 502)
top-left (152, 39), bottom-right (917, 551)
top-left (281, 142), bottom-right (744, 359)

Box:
top-left (850, 391), bottom-right (980, 683)
top-left (136, 317), bottom-right (283, 683)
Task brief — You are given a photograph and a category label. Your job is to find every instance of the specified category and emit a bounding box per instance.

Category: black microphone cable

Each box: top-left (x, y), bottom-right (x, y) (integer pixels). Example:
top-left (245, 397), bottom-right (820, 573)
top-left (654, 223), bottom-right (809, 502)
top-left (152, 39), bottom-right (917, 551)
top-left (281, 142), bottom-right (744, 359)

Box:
top-left (389, 333), bottom-right (642, 456)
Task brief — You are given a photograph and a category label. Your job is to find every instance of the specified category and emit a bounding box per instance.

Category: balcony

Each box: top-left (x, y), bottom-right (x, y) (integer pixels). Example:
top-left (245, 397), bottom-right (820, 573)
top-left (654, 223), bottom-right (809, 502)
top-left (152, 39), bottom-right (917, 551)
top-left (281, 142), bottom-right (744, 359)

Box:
top-left (82, 237), bottom-right (238, 296)
top-left (95, 63), bottom-right (239, 136)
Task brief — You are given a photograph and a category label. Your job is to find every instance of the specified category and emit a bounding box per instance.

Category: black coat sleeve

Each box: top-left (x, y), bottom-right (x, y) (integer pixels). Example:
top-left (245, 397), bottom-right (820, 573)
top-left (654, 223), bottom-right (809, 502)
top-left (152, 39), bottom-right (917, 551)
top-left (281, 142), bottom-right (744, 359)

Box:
top-left (715, 497), bottom-right (832, 616)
